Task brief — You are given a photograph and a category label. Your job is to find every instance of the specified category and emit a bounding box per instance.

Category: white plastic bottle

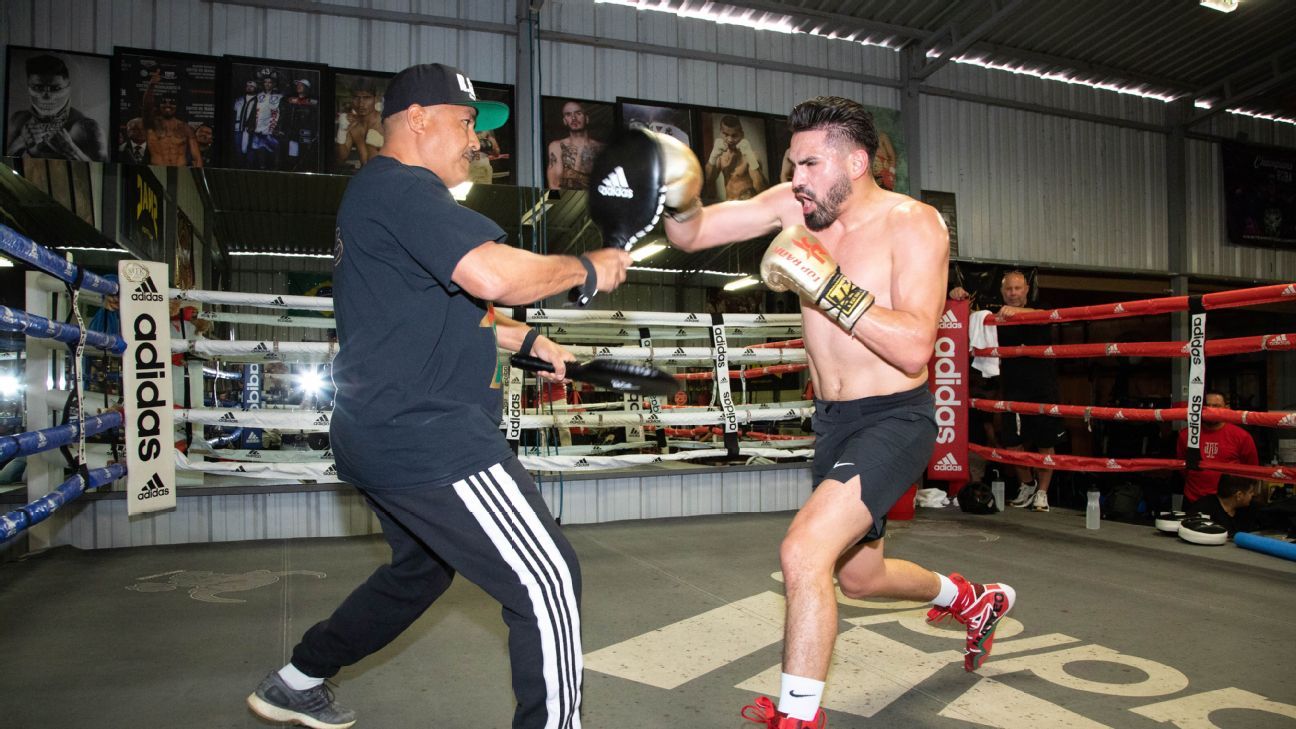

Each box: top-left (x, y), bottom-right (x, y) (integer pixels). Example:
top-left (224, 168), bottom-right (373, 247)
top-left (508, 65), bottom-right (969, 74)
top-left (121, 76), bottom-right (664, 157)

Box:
top-left (1086, 489), bottom-right (1101, 530)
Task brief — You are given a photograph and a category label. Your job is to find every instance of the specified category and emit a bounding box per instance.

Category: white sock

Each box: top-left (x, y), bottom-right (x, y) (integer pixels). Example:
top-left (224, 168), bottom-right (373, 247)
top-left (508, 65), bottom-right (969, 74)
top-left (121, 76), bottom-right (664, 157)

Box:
top-left (778, 672), bottom-right (826, 721)
top-left (278, 662), bottom-right (324, 691)
top-left (931, 572), bottom-right (959, 607)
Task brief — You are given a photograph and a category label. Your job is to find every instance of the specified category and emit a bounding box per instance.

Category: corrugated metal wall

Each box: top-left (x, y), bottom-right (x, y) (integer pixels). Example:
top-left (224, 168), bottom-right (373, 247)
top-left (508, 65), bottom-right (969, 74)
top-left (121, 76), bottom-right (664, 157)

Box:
top-left (4, 0), bottom-right (1294, 281)
top-left (920, 93), bottom-right (1169, 271)
top-left (5, 466), bottom-right (811, 551)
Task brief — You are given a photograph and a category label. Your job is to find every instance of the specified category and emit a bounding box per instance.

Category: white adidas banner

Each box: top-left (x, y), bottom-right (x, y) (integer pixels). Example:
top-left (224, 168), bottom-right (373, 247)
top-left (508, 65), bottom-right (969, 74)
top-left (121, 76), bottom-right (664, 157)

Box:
top-left (1186, 312), bottom-right (1207, 451)
top-left (119, 260), bottom-right (176, 515)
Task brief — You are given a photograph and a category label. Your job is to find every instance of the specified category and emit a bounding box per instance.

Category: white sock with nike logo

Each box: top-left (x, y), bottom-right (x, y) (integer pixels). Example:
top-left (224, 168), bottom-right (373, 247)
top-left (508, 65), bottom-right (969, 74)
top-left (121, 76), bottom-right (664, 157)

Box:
top-left (779, 672), bottom-right (825, 721)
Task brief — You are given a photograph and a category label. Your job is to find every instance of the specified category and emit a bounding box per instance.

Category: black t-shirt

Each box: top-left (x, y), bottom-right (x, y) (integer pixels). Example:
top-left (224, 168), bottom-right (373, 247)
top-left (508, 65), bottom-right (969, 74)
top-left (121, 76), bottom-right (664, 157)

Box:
top-left (330, 156), bottom-right (513, 489)
top-left (996, 320), bottom-right (1059, 401)
top-left (1190, 495), bottom-right (1259, 536)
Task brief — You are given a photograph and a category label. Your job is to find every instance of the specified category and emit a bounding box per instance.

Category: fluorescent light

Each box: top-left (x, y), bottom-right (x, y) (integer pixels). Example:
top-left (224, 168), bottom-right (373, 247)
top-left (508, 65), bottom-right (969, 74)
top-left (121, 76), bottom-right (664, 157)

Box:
top-left (593, 0), bottom-right (894, 48)
top-left (1227, 107), bottom-right (1296, 126)
top-left (724, 275), bottom-right (761, 291)
top-left (0, 374), bottom-right (20, 397)
top-left (630, 265), bottom-right (746, 277)
top-left (0, 257), bottom-right (12, 268)
top-left (450, 181), bottom-right (473, 201)
top-left (229, 251), bottom-right (333, 258)
top-left (297, 369), bottom-right (325, 396)
top-left (630, 243), bottom-right (667, 262)
top-left (1200, 0), bottom-right (1239, 12)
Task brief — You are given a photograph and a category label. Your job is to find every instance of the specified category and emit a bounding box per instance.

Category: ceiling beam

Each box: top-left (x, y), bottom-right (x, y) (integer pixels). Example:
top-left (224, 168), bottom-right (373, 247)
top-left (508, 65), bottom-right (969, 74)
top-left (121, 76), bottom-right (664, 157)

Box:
top-left (1187, 48), bottom-right (1296, 126)
top-left (914, 0), bottom-right (1028, 81)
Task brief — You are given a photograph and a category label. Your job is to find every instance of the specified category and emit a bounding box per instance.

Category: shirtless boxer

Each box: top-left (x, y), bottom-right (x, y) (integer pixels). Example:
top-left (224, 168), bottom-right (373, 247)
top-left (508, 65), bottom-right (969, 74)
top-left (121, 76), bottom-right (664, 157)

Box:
top-left (652, 96), bottom-right (1016, 728)
top-left (703, 115), bottom-right (766, 201)
top-left (546, 101), bottom-right (605, 190)
top-left (143, 70), bottom-right (203, 167)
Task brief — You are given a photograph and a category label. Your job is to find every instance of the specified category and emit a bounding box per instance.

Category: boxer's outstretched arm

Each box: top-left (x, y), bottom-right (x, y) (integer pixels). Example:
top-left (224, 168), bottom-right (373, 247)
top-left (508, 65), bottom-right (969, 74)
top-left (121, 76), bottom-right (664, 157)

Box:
top-left (666, 182), bottom-right (794, 253)
top-left (452, 242), bottom-right (630, 306)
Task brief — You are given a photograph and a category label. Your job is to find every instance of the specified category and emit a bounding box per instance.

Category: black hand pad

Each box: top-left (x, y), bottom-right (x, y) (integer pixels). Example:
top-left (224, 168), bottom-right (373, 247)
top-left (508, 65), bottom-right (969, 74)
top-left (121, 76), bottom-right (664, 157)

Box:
top-left (587, 129), bottom-right (666, 251)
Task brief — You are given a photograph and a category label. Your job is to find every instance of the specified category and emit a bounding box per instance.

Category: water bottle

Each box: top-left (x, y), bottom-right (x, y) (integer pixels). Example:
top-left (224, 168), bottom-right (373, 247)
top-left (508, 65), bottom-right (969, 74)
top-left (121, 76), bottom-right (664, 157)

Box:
top-left (1086, 489), bottom-right (1101, 530)
top-left (991, 480), bottom-right (1006, 512)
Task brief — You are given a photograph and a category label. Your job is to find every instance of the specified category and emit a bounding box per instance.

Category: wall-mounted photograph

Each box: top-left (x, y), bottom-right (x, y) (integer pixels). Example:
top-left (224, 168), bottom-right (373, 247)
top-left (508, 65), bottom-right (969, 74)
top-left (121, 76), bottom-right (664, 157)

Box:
top-left (114, 48), bottom-right (218, 167)
top-left (469, 81), bottom-right (515, 186)
top-left (619, 100), bottom-right (694, 148)
top-left (225, 57), bottom-right (325, 172)
top-left (5, 46), bottom-right (110, 162)
top-left (699, 110), bottom-right (769, 203)
top-left (542, 97), bottom-right (613, 191)
top-left (330, 69), bottom-right (391, 174)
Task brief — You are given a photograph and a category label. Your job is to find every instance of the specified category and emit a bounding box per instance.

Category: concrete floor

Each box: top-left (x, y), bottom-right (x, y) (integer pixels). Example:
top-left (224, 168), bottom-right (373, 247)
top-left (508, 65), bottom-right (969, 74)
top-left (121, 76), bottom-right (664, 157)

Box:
top-left (2, 505), bottom-right (1294, 729)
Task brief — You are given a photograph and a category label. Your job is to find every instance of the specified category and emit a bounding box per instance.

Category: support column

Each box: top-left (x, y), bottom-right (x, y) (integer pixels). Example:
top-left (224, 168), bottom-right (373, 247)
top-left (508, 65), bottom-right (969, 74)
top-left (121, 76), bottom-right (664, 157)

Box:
top-left (901, 46), bottom-right (923, 197)
top-left (1166, 100), bottom-right (1190, 404)
top-left (515, 0), bottom-right (543, 189)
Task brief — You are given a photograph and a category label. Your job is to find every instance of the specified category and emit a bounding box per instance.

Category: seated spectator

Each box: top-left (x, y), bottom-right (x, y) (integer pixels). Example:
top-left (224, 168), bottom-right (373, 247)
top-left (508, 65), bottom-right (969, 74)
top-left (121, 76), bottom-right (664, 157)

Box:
top-left (1189, 474), bottom-right (1261, 536)
top-left (1175, 391), bottom-right (1258, 512)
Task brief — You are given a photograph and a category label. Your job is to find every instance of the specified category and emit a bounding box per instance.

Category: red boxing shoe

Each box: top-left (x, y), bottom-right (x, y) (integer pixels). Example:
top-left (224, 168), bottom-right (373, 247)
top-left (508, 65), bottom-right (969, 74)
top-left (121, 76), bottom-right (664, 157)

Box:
top-left (741, 696), bottom-right (827, 729)
top-left (926, 573), bottom-right (1016, 671)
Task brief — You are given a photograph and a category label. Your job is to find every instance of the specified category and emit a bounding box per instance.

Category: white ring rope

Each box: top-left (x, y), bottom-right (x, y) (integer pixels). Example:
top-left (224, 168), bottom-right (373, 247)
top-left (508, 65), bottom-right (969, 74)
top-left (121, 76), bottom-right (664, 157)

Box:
top-left (177, 403), bottom-right (812, 431)
top-left (171, 339), bottom-right (806, 365)
top-left (199, 312), bottom-right (802, 341)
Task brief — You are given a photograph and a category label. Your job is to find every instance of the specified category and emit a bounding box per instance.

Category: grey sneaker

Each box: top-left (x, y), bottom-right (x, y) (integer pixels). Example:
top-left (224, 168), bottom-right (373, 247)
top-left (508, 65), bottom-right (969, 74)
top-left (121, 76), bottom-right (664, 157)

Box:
top-left (247, 671), bottom-right (356, 729)
top-left (1029, 490), bottom-right (1050, 512)
top-left (1009, 482), bottom-right (1037, 508)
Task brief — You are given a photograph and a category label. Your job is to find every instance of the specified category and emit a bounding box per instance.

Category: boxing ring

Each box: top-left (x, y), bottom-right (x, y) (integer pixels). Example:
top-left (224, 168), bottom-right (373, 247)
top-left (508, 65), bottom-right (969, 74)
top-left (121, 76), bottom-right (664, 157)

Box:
top-left (961, 286), bottom-right (1296, 492)
top-left (3, 220), bottom-right (1294, 552)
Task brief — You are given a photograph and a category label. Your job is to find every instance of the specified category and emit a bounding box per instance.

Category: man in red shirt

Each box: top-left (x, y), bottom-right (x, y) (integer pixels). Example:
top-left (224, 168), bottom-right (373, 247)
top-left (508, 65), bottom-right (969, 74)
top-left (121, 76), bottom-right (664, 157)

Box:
top-left (1176, 391), bottom-right (1259, 512)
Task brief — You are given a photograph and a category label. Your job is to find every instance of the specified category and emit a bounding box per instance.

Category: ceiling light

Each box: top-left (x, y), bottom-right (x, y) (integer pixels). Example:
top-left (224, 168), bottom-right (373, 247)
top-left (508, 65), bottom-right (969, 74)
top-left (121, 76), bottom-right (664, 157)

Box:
top-left (229, 251), bottom-right (333, 258)
top-left (724, 275), bottom-right (761, 291)
top-left (297, 369), bottom-right (326, 396)
top-left (0, 257), bottom-right (12, 268)
top-left (630, 243), bottom-right (667, 262)
top-left (0, 374), bottom-right (21, 398)
top-left (1200, 0), bottom-right (1239, 12)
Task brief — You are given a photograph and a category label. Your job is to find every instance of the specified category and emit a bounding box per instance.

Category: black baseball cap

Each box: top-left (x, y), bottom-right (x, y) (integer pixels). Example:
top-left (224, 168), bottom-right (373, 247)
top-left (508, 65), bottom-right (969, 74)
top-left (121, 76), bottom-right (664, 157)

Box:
top-left (381, 62), bottom-right (508, 131)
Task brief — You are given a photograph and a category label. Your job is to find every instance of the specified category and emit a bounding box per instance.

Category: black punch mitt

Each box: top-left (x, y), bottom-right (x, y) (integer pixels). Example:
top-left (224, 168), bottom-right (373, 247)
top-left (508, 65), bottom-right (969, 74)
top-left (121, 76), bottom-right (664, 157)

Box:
top-left (587, 129), bottom-right (666, 251)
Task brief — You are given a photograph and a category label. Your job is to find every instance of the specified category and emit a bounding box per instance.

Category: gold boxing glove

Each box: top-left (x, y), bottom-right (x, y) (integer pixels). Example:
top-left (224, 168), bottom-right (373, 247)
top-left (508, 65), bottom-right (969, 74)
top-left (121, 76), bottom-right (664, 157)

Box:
top-left (760, 225), bottom-right (875, 332)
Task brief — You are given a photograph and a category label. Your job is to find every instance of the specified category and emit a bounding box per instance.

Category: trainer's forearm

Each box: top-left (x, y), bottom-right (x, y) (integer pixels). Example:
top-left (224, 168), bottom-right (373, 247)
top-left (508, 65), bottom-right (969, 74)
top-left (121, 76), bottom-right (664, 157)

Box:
top-left (456, 244), bottom-right (588, 305)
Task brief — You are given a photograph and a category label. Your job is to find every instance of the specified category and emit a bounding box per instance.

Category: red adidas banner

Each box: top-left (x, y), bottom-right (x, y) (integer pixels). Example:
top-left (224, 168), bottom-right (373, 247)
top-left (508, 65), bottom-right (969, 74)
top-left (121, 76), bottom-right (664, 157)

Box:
top-left (927, 299), bottom-right (968, 481)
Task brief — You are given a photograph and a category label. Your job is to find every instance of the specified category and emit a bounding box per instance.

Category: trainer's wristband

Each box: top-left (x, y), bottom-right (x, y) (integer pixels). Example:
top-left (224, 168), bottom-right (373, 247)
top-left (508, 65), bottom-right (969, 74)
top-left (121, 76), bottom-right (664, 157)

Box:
top-left (519, 328), bottom-right (541, 358)
top-left (577, 255), bottom-right (599, 305)
top-left (665, 198), bottom-right (702, 223)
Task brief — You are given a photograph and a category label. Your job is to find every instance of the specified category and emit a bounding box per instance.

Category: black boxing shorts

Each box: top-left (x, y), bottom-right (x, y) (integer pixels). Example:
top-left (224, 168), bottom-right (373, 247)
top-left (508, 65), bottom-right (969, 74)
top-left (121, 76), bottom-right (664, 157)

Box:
top-left (811, 385), bottom-right (937, 543)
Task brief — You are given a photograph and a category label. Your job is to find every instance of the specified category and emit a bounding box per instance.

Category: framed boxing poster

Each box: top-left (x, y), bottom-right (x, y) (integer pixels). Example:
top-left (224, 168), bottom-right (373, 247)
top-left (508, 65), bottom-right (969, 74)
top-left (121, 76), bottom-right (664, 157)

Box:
top-left (617, 98), bottom-right (696, 150)
top-left (698, 110), bottom-right (770, 203)
top-left (329, 68), bottom-right (393, 175)
top-left (223, 55), bottom-right (328, 172)
top-left (1222, 142), bottom-right (1296, 250)
top-left (764, 104), bottom-right (908, 193)
top-left (5, 46), bottom-right (111, 162)
top-left (541, 96), bottom-right (614, 191)
top-left (113, 48), bottom-right (219, 168)
top-left (471, 81), bottom-right (516, 187)
top-left (868, 105), bottom-right (907, 194)
top-left (122, 165), bottom-right (165, 261)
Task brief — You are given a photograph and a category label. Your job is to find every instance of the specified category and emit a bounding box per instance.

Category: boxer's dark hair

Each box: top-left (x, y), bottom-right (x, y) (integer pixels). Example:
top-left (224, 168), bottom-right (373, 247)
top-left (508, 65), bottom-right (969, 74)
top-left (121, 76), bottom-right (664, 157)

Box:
top-left (26, 54), bottom-right (69, 79)
top-left (789, 96), bottom-right (878, 160)
top-left (1217, 474), bottom-right (1255, 499)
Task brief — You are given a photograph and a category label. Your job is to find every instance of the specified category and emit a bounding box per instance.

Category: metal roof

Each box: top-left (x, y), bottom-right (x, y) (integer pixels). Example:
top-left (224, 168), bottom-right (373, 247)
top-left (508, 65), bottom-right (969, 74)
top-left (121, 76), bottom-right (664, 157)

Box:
top-left (706, 0), bottom-right (1296, 123)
